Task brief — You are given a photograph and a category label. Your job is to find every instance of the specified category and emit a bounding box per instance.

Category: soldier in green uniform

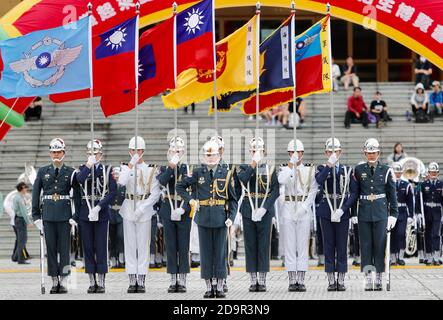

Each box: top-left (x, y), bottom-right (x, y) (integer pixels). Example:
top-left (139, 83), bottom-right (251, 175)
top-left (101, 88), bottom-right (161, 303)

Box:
top-left (176, 140), bottom-right (238, 298)
top-left (353, 138), bottom-right (398, 291)
top-left (32, 138), bottom-right (81, 294)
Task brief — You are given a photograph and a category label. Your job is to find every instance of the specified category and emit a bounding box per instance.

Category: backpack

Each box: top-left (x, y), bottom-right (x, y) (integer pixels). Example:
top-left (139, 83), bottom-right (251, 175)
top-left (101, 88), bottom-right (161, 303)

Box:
top-left (415, 109), bottom-right (429, 123)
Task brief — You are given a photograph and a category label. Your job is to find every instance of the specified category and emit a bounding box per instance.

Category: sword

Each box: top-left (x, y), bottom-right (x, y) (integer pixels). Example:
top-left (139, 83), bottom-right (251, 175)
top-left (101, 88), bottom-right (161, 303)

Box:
top-left (39, 231), bottom-right (45, 294)
top-left (385, 229), bottom-right (391, 291)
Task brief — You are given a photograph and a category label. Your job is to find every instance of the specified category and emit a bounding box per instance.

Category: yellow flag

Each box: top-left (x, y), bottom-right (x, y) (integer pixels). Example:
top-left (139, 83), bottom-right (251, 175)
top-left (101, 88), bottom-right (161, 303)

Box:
top-left (163, 15), bottom-right (259, 109)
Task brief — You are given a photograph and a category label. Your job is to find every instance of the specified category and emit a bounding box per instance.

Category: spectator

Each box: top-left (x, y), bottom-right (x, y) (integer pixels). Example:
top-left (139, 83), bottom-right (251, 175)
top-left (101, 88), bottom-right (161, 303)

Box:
top-left (369, 91), bottom-right (391, 128)
top-left (415, 56), bottom-right (432, 89)
top-left (344, 87), bottom-right (368, 129)
top-left (286, 98), bottom-right (306, 128)
top-left (12, 182), bottom-right (31, 265)
top-left (184, 102), bottom-right (195, 114)
top-left (386, 142), bottom-right (408, 166)
top-left (428, 80), bottom-right (443, 117)
top-left (331, 58), bottom-right (341, 92)
top-left (341, 56), bottom-right (359, 90)
top-left (24, 96), bottom-right (42, 121)
top-left (410, 82), bottom-right (429, 116)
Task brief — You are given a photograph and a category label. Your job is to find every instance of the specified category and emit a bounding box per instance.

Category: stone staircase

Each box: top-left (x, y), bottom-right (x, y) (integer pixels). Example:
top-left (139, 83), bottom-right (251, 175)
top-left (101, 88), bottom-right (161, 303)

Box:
top-left (1, 81), bottom-right (442, 258)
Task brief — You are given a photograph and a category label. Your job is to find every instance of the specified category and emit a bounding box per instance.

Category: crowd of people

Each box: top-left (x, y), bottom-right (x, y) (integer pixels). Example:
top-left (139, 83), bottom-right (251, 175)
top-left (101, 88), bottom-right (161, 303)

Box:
top-left (2, 135), bottom-right (441, 298)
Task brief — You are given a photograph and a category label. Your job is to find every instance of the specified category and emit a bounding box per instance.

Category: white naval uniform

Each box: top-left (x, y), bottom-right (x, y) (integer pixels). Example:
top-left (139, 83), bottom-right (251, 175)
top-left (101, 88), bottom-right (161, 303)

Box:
top-left (278, 163), bottom-right (318, 272)
top-left (118, 162), bottom-right (161, 275)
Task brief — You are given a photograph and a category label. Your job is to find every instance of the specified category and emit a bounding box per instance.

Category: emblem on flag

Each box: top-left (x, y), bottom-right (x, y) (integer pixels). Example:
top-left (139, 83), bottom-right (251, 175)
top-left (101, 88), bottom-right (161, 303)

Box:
top-left (183, 7), bottom-right (206, 34)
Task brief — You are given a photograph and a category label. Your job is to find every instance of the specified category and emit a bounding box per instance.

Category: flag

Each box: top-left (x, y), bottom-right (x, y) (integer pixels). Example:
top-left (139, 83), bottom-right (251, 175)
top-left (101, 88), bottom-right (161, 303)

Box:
top-left (99, 17), bottom-right (175, 117)
top-left (0, 17), bottom-right (91, 99)
top-left (50, 16), bottom-right (137, 104)
top-left (162, 15), bottom-right (259, 110)
top-left (241, 15), bottom-right (332, 115)
top-left (175, 0), bottom-right (214, 75)
top-left (0, 96), bottom-right (34, 141)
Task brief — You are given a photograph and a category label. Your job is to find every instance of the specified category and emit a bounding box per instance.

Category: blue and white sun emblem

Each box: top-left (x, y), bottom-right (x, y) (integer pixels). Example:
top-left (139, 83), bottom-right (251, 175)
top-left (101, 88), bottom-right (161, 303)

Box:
top-left (105, 27), bottom-right (127, 50)
top-left (184, 8), bottom-right (205, 35)
top-left (36, 52), bottom-right (52, 69)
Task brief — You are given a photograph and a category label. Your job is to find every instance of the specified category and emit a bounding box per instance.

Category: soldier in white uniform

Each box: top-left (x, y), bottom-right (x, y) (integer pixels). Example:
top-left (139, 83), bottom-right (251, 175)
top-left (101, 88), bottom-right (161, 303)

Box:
top-left (117, 136), bottom-right (162, 293)
top-left (278, 139), bottom-right (318, 292)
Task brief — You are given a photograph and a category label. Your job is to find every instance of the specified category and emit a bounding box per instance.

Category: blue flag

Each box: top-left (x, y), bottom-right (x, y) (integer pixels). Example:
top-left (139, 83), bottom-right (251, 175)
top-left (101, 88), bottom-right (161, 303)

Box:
top-left (0, 17), bottom-right (91, 99)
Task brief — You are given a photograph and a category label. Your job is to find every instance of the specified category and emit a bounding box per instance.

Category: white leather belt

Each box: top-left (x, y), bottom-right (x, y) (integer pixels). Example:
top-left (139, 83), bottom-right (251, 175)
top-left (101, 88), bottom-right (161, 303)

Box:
top-left (359, 193), bottom-right (386, 201)
top-left (42, 194), bottom-right (70, 201)
top-left (397, 203), bottom-right (408, 207)
top-left (424, 202), bottom-right (442, 208)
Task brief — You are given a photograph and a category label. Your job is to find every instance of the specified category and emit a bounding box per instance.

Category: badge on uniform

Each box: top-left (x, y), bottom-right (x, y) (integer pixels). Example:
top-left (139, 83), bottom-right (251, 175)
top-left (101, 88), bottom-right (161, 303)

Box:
top-left (361, 173), bottom-right (367, 179)
top-left (44, 173), bottom-right (50, 180)
top-left (198, 177), bottom-right (205, 185)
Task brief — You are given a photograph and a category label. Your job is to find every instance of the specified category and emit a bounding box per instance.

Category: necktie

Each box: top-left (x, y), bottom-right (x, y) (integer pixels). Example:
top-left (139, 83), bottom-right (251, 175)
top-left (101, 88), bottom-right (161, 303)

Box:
top-left (55, 167), bottom-right (59, 176)
top-left (209, 169), bottom-right (214, 181)
top-left (370, 166), bottom-right (374, 176)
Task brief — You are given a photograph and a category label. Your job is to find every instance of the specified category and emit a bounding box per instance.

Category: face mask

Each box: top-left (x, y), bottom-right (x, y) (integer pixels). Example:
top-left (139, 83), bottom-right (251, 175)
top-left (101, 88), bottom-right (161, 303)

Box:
top-left (204, 154), bottom-right (220, 166)
top-left (420, 57), bottom-right (426, 63)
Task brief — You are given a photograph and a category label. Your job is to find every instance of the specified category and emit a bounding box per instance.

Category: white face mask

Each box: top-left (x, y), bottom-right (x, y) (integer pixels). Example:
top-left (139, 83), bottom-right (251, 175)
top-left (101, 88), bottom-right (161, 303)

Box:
top-left (420, 57), bottom-right (426, 63)
top-left (204, 154), bottom-right (220, 167)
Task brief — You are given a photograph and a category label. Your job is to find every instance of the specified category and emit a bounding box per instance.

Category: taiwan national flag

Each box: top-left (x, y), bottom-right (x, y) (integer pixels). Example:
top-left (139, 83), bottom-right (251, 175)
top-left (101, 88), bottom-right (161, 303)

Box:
top-left (99, 17), bottom-right (175, 117)
top-left (176, 0), bottom-right (214, 75)
top-left (50, 16), bottom-right (137, 105)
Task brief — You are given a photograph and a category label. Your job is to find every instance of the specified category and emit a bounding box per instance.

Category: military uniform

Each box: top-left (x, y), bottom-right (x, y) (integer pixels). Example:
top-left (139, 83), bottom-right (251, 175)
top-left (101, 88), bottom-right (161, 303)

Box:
top-left (415, 178), bottom-right (443, 264)
top-left (75, 163), bottom-right (117, 280)
top-left (237, 163), bottom-right (279, 289)
top-left (390, 179), bottom-right (414, 264)
top-left (157, 164), bottom-right (193, 290)
top-left (32, 164), bottom-right (81, 279)
top-left (315, 164), bottom-right (358, 286)
top-left (176, 163), bottom-right (237, 296)
top-left (353, 162), bottom-right (398, 273)
top-left (109, 185), bottom-right (125, 268)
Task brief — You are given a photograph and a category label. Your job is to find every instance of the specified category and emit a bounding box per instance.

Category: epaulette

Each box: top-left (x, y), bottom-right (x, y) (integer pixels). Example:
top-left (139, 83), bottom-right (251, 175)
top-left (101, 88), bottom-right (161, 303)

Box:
top-left (121, 162), bottom-right (129, 166)
top-left (147, 164), bottom-right (156, 167)
top-left (304, 163), bottom-right (315, 167)
top-left (280, 163), bottom-right (288, 167)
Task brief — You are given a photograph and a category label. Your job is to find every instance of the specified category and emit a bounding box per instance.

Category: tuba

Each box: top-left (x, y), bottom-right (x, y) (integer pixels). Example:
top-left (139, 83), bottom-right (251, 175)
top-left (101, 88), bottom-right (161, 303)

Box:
top-left (398, 157), bottom-right (426, 183)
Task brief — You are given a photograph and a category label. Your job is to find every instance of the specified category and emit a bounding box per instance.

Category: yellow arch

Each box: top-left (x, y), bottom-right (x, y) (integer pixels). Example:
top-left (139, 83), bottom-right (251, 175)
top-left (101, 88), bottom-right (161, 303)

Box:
top-left (140, 0), bottom-right (442, 70)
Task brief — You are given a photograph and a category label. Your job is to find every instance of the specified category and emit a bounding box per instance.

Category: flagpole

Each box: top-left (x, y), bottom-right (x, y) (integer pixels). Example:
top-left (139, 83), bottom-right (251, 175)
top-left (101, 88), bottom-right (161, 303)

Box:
top-left (134, 2), bottom-right (140, 209)
top-left (0, 98), bottom-right (20, 129)
top-left (87, 3), bottom-right (95, 206)
top-left (255, 2), bottom-right (261, 214)
top-left (211, 0), bottom-right (218, 134)
top-left (326, 3), bottom-right (337, 213)
top-left (173, 2), bottom-right (178, 212)
top-left (291, 1), bottom-right (298, 213)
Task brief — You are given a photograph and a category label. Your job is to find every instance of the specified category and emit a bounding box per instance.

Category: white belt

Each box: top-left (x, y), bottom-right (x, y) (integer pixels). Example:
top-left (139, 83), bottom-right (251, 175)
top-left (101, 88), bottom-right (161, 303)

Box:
top-left (424, 202), bottom-right (442, 208)
top-left (359, 193), bottom-right (386, 201)
top-left (42, 194), bottom-right (71, 201)
top-left (397, 203), bottom-right (408, 207)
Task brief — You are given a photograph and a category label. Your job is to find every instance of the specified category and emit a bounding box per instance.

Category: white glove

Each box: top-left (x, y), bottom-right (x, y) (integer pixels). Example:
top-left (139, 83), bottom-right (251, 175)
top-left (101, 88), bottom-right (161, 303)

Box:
top-left (129, 153), bottom-right (141, 166)
top-left (289, 154), bottom-right (299, 165)
top-left (351, 216), bottom-right (358, 224)
top-left (134, 207), bottom-right (144, 220)
top-left (387, 216), bottom-right (397, 231)
top-left (271, 217), bottom-right (277, 226)
top-left (327, 153), bottom-right (338, 166)
top-left (254, 207), bottom-right (267, 222)
top-left (252, 152), bottom-right (262, 164)
top-left (189, 199), bottom-right (200, 213)
top-left (293, 205), bottom-right (306, 222)
top-left (69, 219), bottom-right (77, 227)
top-left (34, 219), bottom-right (44, 232)
top-left (157, 222), bottom-right (163, 229)
top-left (336, 208), bottom-right (344, 218)
top-left (174, 207), bottom-right (185, 216)
top-left (225, 218), bottom-right (233, 227)
top-left (407, 217), bottom-right (414, 225)
top-left (86, 155), bottom-right (97, 168)
top-left (88, 205), bottom-right (101, 222)
top-left (170, 154), bottom-right (181, 166)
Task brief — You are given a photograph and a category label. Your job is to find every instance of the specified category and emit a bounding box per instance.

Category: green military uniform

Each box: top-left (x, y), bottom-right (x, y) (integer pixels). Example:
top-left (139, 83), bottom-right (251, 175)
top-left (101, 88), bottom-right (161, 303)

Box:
top-left (32, 164), bottom-right (81, 277)
top-left (353, 162), bottom-right (398, 273)
top-left (176, 164), bottom-right (237, 286)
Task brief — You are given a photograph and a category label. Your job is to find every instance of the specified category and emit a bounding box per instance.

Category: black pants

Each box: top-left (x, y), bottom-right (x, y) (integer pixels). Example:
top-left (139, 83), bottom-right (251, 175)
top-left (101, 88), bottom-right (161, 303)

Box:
top-left (371, 111), bottom-right (389, 123)
top-left (44, 221), bottom-right (71, 277)
top-left (164, 217), bottom-right (192, 274)
top-left (321, 217), bottom-right (349, 273)
top-left (425, 219), bottom-right (442, 254)
top-left (184, 103), bottom-right (195, 113)
top-left (243, 214), bottom-right (272, 273)
top-left (13, 217), bottom-right (28, 263)
top-left (316, 217), bottom-right (324, 256)
top-left (344, 111), bottom-right (368, 127)
top-left (198, 226), bottom-right (227, 279)
top-left (416, 75), bottom-right (430, 89)
top-left (349, 222), bottom-right (360, 257)
top-left (359, 220), bottom-right (387, 273)
top-left (390, 218), bottom-right (407, 254)
top-left (80, 220), bottom-right (109, 274)
top-left (109, 222), bottom-right (124, 260)
top-left (411, 104), bottom-right (428, 115)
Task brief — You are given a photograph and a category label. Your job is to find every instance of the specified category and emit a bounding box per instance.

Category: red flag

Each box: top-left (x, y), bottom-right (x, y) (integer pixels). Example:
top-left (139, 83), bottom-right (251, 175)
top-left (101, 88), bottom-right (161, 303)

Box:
top-left (99, 17), bottom-right (175, 117)
top-left (0, 96), bottom-right (35, 141)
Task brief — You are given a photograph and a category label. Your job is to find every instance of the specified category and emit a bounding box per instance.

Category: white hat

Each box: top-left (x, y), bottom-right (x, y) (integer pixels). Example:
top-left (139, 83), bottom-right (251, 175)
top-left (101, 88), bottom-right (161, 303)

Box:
top-left (249, 137), bottom-right (265, 152)
top-left (287, 139), bottom-right (304, 152)
top-left (325, 138), bottom-right (341, 151)
top-left (86, 139), bottom-right (103, 154)
top-left (49, 138), bottom-right (66, 152)
top-left (364, 138), bottom-right (380, 153)
top-left (128, 136), bottom-right (146, 150)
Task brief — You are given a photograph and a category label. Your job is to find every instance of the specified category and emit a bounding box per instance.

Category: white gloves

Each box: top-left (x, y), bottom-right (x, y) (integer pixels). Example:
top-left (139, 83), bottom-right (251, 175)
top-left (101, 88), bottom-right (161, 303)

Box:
top-left (171, 207), bottom-right (185, 221)
top-left (88, 205), bottom-right (101, 222)
top-left (252, 152), bottom-right (262, 164)
top-left (289, 154), bottom-right (299, 165)
top-left (225, 218), bottom-right (233, 227)
top-left (387, 216), bottom-right (397, 231)
top-left (134, 207), bottom-right (144, 220)
top-left (331, 208), bottom-right (344, 223)
top-left (157, 222), bottom-right (163, 229)
top-left (34, 219), bottom-right (43, 232)
top-left (69, 219), bottom-right (77, 227)
top-left (130, 153), bottom-right (141, 166)
top-left (293, 205), bottom-right (307, 222)
top-left (272, 217), bottom-right (277, 227)
top-left (327, 153), bottom-right (338, 167)
top-left (86, 155), bottom-right (97, 168)
top-left (189, 199), bottom-right (199, 213)
top-left (170, 154), bottom-right (181, 166)
top-left (407, 217), bottom-right (414, 225)
top-left (252, 207), bottom-right (267, 222)
top-left (351, 216), bottom-right (358, 224)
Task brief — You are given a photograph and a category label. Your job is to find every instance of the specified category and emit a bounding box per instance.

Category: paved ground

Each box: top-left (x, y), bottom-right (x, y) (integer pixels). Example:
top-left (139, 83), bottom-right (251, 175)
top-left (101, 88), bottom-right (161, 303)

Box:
top-left (1, 257), bottom-right (442, 300)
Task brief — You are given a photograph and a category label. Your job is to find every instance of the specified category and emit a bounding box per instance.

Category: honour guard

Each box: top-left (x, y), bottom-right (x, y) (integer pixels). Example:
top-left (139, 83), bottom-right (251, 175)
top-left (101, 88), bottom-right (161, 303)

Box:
top-left (415, 170), bottom-right (429, 264)
top-left (109, 181), bottom-right (125, 269)
top-left (117, 136), bottom-right (162, 293)
top-left (415, 162), bottom-right (443, 265)
top-left (353, 138), bottom-right (398, 291)
top-left (157, 137), bottom-right (192, 293)
top-left (237, 137), bottom-right (280, 292)
top-left (278, 139), bottom-right (318, 292)
top-left (32, 138), bottom-right (81, 294)
top-left (176, 141), bottom-right (238, 298)
top-left (75, 139), bottom-right (117, 293)
top-left (315, 138), bottom-right (358, 291)
top-left (390, 163), bottom-right (414, 266)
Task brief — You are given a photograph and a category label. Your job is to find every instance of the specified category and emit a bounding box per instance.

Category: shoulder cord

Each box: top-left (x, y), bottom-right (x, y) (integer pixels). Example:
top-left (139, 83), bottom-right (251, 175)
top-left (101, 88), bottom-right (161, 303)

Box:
top-left (241, 165), bottom-right (272, 212)
top-left (166, 166), bottom-right (184, 210)
top-left (325, 166), bottom-right (350, 212)
top-left (294, 165), bottom-right (314, 203)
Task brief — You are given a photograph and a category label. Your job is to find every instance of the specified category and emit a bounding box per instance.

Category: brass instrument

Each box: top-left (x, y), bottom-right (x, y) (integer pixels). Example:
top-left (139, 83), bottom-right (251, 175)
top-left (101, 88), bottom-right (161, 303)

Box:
top-left (398, 157), bottom-right (426, 182)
